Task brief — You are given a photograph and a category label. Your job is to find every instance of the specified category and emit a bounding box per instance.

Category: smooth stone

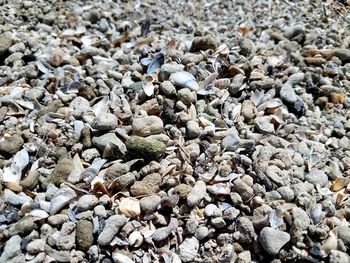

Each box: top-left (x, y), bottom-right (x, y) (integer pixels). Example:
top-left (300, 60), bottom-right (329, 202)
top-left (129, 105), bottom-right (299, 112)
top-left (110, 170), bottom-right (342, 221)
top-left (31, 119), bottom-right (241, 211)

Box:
top-left (187, 180), bottom-right (206, 207)
top-left (132, 116), bottom-right (164, 137)
top-left (76, 220), bottom-right (94, 251)
top-left (0, 235), bottom-right (24, 262)
top-left (91, 113), bottom-right (118, 131)
top-left (259, 227), bottom-right (291, 255)
top-left (97, 215), bottom-right (128, 246)
top-left (77, 195), bottom-right (99, 211)
top-left (140, 194), bottom-right (161, 213)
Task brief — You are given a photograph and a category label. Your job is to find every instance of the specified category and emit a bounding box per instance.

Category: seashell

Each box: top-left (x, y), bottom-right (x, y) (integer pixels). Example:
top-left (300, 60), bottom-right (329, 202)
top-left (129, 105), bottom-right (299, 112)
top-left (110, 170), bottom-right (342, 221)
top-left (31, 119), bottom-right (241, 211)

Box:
top-left (110, 236), bottom-right (129, 246)
top-left (199, 73), bottom-right (218, 90)
top-left (36, 60), bottom-right (53, 74)
top-left (128, 230), bottom-right (144, 247)
top-left (169, 71), bottom-right (199, 91)
top-left (49, 187), bottom-right (77, 215)
top-left (251, 90), bottom-right (265, 106)
top-left (215, 44), bottom-right (230, 57)
top-left (67, 153), bottom-right (84, 184)
top-left (227, 64), bottom-right (244, 77)
top-left (142, 75), bottom-right (155, 97)
top-left (81, 35), bottom-right (101, 47)
top-left (147, 52), bottom-right (164, 75)
top-left (265, 99), bottom-right (282, 113)
top-left (112, 252), bottom-right (134, 263)
top-left (249, 69), bottom-right (265, 80)
top-left (269, 209), bottom-right (284, 229)
top-left (119, 197), bottom-right (141, 218)
top-left (3, 148), bottom-right (29, 184)
top-left (331, 177), bottom-right (350, 192)
top-left (308, 204), bottom-right (325, 224)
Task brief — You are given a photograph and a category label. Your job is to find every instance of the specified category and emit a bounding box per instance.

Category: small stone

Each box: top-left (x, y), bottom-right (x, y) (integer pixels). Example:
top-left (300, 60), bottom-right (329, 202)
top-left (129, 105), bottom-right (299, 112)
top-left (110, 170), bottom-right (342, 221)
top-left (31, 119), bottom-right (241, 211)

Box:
top-left (232, 179), bottom-right (254, 202)
top-left (0, 32), bottom-right (13, 56)
top-left (0, 235), bottom-right (24, 262)
top-left (280, 83), bottom-right (298, 104)
top-left (152, 226), bottom-right (171, 242)
top-left (186, 120), bottom-right (200, 139)
top-left (126, 136), bottom-right (166, 161)
top-left (132, 116), bottom-right (164, 137)
top-left (77, 195), bottom-right (99, 211)
top-left (174, 184), bottom-right (192, 199)
top-left (47, 214), bottom-right (69, 226)
top-left (160, 63), bottom-right (185, 81)
top-left (178, 237), bottom-right (200, 262)
top-left (204, 204), bottom-right (222, 217)
top-left (91, 113), bottom-right (118, 131)
top-left (211, 217), bottom-right (226, 228)
top-left (94, 205), bottom-right (107, 217)
top-left (27, 239), bottom-right (46, 254)
top-left (338, 225), bottom-right (350, 246)
top-left (259, 227), bottom-right (290, 255)
top-left (191, 35), bottom-right (219, 51)
top-left (9, 42), bottom-right (25, 53)
top-left (239, 38), bottom-right (255, 56)
top-left (305, 169), bottom-right (328, 187)
top-left (97, 215), bottom-right (128, 246)
top-left (178, 88), bottom-right (196, 105)
top-left (241, 100), bottom-right (256, 122)
top-left (333, 48), bottom-right (350, 64)
top-left (329, 250), bottom-right (350, 263)
top-left (160, 81), bottom-right (177, 96)
top-left (187, 180), bottom-right (207, 207)
top-left (130, 173), bottom-right (162, 196)
top-left (235, 217), bottom-right (255, 244)
top-left (92, 133), bottom-right (122, 151)
top-left (81, 148), bottom-right (100, 162)
top-left (236, 251), bottom-right (252, 263)
top-left (44, 158), bottom-right (73, 187)
top-left (254, 116), bottom-right (275, 134)
top-left (20, 170), bottom-right (40, 191)
top-left (76, 220), bottom-right (94, 251)
top-left (140, 194), bottom-right (161, 213)
top-left (195, 226), bottom-right (209, 240)
top-left (105, 163), bottom-right (130, 180)
top-left (0, 134), bottom-right (24, 155)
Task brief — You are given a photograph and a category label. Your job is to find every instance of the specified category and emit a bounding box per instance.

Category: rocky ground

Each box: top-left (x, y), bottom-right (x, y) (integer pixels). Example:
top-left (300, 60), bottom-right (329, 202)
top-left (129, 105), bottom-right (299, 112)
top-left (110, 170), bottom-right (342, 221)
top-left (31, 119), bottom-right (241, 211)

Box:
top-left (1, 0), bottom-right (350, 262)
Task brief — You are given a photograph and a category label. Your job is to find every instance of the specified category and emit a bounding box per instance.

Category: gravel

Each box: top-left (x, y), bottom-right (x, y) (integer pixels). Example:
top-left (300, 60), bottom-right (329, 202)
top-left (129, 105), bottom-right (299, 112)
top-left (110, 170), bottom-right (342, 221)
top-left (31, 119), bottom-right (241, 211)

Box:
top-left (1, 0), bottom-right (350, 262)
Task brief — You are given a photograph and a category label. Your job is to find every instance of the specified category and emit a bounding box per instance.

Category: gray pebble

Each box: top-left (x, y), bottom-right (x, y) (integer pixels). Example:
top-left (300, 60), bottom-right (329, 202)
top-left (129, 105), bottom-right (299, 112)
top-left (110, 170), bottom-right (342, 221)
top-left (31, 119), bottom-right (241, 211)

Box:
top-left (132, 116), bottom-right (164, 137)
top-left (91, 112), bottom-right (118, 131)
top-left (140, 194), bottom-right (161, 213)
top-left (97, 215), bottom-right (128, 246)
top-left (259, 227), bottom-right (290, 255)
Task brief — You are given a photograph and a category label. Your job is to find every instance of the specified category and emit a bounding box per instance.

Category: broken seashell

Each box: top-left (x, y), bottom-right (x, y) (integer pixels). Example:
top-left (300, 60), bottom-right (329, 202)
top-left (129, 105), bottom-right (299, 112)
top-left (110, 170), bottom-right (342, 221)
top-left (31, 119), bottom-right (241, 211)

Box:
top-left (3, 149), bottom-right (29, 185)
top-left (118, 197), bottom-right (141, 218)
top-left (331, 177), bottom-right (350, 192)
top-left (112, 252), bottom-right (134, 263)
top-left (321, 230), bottom-right (338, 252)
top-left (49, 187), bottom-right (77, 215)
top-left (128, 231), bottom-right (144, 247)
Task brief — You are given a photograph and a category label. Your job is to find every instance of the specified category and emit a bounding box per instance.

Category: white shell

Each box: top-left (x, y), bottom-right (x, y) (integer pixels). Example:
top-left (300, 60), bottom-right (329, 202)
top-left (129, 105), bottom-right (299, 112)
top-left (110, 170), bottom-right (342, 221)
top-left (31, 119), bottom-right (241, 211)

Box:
top-left (118, 197), bottom-right (141, 218)
top-left (128, 231), bottom-right (143, 247)
top-left (169, 72), bottom-right (199, 91)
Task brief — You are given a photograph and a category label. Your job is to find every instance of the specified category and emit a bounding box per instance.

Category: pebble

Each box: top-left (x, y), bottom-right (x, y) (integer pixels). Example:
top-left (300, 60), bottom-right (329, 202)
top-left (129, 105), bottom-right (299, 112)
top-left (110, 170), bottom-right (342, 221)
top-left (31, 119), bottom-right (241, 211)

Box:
top-left (329, 250), bottom-right (350, 263)
top-left (0, 235), bottom-right (24, 263)
top-left (27, 239), bottom-right (46, 254)
top-left (132, 116), bottom-right (164, 137)
top-left (178, 88), bottom-right (196, 104)
top-left (126, 136), bottom-right (166, 161)
top-left (140, 194), bottom-right (161, 213)
top-left (186, 120), bottom-right (201, 139)
top-left (76, 220), bottom-right (94, 251)
top-left (0, 134), bottom-right (24, 155)
top-left (254, 116), bottom-right (275, 134)
top-left (259, 227), bottom-right (291, 255)
top-left (187, 180), bottom-right (207, 207)
top-left (130, 173), bottom-right (162, 196)
top-left (178, 237), bottom-right (200, 262)
top-left (0, 32), bottom-right (12, 56)
top-left (77, 195), bottom-right (99, 211)
top-left (195, 226), bottom-right (209, 240)
top-left (191, 34), bottom-right (219, 51)
top-left (91, 112), bottom-right (118, 131)
top-left (305, 169), bottom-right (328, 187)
top-left (97, 215), bottom-right (128, 246)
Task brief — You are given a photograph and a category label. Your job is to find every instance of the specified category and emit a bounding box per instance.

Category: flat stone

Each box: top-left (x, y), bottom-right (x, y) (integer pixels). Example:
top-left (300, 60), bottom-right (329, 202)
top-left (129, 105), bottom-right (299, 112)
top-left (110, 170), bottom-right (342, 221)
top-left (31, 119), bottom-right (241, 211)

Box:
top-left (132, 116), bottom-right (164, 137)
